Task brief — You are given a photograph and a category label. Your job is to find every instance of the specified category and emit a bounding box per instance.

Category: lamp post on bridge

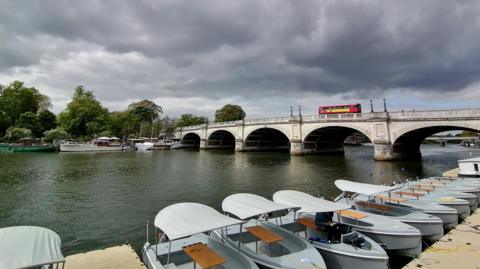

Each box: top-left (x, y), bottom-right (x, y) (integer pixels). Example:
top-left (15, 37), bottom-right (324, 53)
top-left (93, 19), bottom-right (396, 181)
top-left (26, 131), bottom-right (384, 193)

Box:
top-left (370, 99), bottom-right (374, 113)
top-left (383, 98), bottom-right (387, 112)
top-left (290, 106), bottom-right (293, 116)
top-left (298, 105), bottom-right (302, 117)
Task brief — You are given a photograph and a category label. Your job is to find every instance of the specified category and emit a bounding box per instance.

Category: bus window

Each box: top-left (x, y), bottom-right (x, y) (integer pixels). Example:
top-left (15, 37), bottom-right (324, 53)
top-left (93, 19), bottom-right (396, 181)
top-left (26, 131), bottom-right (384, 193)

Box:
top-left (475, 163), bottom-right (479, 172)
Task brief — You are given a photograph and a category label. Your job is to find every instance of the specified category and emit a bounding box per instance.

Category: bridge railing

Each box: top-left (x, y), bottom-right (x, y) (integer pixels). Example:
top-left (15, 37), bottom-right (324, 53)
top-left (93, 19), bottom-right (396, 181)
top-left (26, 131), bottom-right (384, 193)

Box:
top-left (176, 108), bottom-right (480, 131)
top-left (388, 108), bottom-right (480, 119)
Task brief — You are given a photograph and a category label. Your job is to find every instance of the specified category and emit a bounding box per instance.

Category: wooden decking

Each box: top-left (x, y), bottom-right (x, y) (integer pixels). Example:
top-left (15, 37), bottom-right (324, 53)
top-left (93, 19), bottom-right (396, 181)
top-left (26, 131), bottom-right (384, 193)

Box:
top-left (403, 209), bottom-right (480, 269)
top-left (442, 167), bottom-right (459, 178)
top-left (65, 244), bottom-right (146, 269)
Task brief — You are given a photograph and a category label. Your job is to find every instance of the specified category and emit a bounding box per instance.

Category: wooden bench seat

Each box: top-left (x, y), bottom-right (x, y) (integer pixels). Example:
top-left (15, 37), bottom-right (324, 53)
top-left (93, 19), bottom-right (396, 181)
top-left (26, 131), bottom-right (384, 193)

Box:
top-left (183, 243), bottom-right (225, 269)
top-left (408, 186), bottom-right (434, 193)
top-left (394, 191), bottom-right (425, 199)
top-left (297, 217), bottom-right (317, 230)
top-left (245, 226), bottom-right (283, 244)
top-left (337, 209), bottom-right (367, 219)
top-left (355, 200), bottom-right (392, 211)
top-left (374, 195), bottom-right (406, 204)
top-left (415, 183), bottom-right (442, 187)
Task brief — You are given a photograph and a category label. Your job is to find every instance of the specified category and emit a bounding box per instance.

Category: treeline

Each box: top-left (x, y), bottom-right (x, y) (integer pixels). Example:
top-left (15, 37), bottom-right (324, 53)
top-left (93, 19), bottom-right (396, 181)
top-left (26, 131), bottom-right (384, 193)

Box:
top-left (0, 81), bottom-right (246, 142)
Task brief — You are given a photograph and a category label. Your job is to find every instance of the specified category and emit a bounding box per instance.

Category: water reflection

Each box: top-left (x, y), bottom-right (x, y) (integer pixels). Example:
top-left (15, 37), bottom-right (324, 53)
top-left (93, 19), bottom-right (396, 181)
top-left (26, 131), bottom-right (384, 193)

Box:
top-left (0, 144), bottom-right (465, 255)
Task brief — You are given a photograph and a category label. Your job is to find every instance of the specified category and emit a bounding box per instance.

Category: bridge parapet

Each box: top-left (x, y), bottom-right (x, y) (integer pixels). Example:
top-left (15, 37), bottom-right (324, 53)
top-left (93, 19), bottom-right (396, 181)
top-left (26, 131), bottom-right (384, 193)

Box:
top-left (388, 108), bottom-right (480, 119)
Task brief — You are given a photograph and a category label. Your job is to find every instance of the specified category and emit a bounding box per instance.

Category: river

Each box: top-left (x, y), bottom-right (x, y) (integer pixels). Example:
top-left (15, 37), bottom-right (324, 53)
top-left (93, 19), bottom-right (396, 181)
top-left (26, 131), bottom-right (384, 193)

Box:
top-left (0, 144), bottom-right (468, 256)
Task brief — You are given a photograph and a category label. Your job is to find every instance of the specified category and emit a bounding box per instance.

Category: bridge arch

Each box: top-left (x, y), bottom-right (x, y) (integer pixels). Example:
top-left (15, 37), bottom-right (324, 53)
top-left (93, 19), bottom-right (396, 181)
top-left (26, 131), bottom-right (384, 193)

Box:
top-left (243, 127), bottom-right (290, 152)
top-left (303, 126), bottom-right (373, 154)
top-left (206, 130), bottom-right (236, 149)
top-left (180, 132), bottom-right (201, 148)
top-left (392, 123), bottom-right (480, 160)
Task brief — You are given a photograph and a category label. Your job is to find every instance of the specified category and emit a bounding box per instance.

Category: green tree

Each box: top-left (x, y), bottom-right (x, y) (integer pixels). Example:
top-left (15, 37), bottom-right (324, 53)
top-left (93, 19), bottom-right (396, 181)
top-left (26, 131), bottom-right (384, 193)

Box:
top-left (5, 127), bottom-right (32, 142)
top-left (214, 104), bottom-right (246, 122)
top-left (127, 100), bottom-right (162, 136)
top-left (459, 130), bottom-right (480, 137)
top-left (58, 86), bottom-right (110, 138)
top-left (174, 114), bottom-right (208, 128)
top-left (43, 128), bottom-right (68, 142)
top-left (108, 111), bottom-right (138, 138)
top-left (37, 110), bottom-right (57, 134)
top-left (17, 112), bottom-right (41, 137)
top-left (0, 81), bottom-right (51, 135)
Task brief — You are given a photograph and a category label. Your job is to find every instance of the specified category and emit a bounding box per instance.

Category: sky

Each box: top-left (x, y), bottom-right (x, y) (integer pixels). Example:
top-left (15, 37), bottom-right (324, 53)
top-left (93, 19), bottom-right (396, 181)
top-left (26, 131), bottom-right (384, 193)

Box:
top-left (1, 0), bottom-right (480, 119)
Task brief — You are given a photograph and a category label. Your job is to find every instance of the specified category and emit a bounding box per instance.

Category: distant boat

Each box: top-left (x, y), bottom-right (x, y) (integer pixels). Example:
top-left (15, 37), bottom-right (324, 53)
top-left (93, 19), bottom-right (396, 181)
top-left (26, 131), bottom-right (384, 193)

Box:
top-left (135, 142), bottom-right (154, 151)
top-left (60, 137), bottom-right (123, 152)
top-left (0, 140), bottom-right (57, 153)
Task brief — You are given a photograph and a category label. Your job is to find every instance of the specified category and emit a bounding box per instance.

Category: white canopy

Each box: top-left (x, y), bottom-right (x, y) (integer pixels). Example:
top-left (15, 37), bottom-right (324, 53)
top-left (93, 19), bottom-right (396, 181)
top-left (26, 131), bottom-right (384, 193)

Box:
top-left (0, 226), bottom-right (64, 269)
top-left (335, 179), bottom-right (401, 195)
top-left (154, 203), bottom-right (244, 240)
top-left (96, 136), bottom-right (111, 140)
top-left (222, 193), bottom-right (298, 220)
top-left (273, 190), bottom-right (350, 213)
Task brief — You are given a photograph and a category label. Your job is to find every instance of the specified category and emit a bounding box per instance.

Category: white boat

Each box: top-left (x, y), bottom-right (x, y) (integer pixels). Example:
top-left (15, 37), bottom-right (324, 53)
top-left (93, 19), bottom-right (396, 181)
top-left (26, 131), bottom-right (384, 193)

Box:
top-left (136, 142), bottom-right (154, 151)
top-left (141, 202), bottom-right (259, 269)
top-left (220, 193), bottom-right (327, 269)
top-left (458, 157), bottom-right (480, 177)
top-left (272, 190), bottom-right (389, 269)
top-left (170, 141), bottom-right (183, 149)
top-left (0, 226), bottom-right (65, 269)
top-left (335, 180), bottom-right (444, 242)
top-left (60, 139), bottom-right (123, 152)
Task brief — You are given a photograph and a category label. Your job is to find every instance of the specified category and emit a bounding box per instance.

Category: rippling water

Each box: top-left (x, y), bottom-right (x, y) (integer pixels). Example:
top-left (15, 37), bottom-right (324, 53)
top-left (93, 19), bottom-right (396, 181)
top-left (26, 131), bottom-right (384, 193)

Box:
top-left (0, 144), bottom-right (467, 255)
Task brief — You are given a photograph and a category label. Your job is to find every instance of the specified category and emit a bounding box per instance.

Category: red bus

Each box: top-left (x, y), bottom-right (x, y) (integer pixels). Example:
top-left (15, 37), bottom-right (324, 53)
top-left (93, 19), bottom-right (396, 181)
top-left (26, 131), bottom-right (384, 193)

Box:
top-left (319, 104), bottom-right (362, 114)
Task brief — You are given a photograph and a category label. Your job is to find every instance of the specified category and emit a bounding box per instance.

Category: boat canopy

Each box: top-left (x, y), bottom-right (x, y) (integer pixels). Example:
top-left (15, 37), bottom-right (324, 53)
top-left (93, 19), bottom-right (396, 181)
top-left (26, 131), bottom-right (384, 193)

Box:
top-left (96, 136), bottom-right (111, 140)
top-left (273, 190), bottom-right (350, 213)
top-left (154, 203), bottom-right (244, 240)
top-left (335, 179), bottom-right (401, 195)
top-left (222, 193), bottom-right (298, 220)
top-left (0, 226), bottom-right (65, 269)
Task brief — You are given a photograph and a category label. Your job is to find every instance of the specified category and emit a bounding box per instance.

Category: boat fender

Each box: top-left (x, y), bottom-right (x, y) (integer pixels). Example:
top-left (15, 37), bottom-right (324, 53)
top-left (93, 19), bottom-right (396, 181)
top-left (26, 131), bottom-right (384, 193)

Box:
top-left (309, 236), bottom-right (331, 244)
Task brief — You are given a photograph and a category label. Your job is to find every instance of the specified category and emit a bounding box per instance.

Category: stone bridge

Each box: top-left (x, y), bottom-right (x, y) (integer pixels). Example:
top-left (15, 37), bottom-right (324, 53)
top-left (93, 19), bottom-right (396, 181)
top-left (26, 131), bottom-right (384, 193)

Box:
top-left (174, 108), bottom-right (480, 161)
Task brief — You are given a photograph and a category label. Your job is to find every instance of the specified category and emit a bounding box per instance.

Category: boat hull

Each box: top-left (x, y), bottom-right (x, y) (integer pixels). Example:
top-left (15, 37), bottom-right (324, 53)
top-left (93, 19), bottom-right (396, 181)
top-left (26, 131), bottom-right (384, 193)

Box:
top-left (60, 144), bottom-right (123, 152)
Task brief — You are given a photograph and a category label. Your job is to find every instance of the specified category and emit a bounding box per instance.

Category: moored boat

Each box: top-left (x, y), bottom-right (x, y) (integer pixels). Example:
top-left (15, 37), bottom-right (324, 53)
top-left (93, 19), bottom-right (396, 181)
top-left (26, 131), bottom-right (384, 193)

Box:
top-left (141, 202), bottom-right (259, 269)
top-left (0, 226), bottom-right (65, 269)
top-left (335, 180), bottom-right (444, 242)
top-left (60, 137), bottom-right (124, 152)
top-left (220, 193), bottom-right (327, 269)
top-left (273, 190), bottom-right (389, 269)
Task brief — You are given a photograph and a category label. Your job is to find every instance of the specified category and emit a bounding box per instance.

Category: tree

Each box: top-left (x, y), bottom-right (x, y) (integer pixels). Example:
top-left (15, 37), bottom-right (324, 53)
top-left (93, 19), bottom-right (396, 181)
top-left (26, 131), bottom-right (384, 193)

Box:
top-left (43, 128), bottom-right (68, 142)
top-left (108, 111), bottom-right (138, 138)
top-left (5, 127), bottom-right (32, 142)
top-left (17, 112), bottom-right (41, 138)
top-left (38, 110), bottom-right (57, 134)
top-left (214, 104), bottom-right (246, 122)
top-left (127, 100), bottom-right (162, 136)
top-left (0, 81), bottom-right (50, 123)
top-left (174, 114), bottom-right (208, 127)
top-left (0, 81), bottom-right (50, 135)
top-left (58, 86), bottom-right (110, 138)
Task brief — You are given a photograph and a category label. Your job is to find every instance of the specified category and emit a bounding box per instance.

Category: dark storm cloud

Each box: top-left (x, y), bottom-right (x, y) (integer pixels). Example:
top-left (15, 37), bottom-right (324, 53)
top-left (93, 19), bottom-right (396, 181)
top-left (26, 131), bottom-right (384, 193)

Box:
top-left (1, 0), bottom-right (480, 114)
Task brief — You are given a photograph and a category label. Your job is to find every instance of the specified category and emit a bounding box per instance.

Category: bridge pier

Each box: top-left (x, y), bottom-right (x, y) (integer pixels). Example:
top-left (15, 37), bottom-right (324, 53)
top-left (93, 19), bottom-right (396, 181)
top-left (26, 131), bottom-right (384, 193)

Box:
top-left (290, 139), bottom-right (303, 155)
top-left (373, 142), bottom-right (396, 161)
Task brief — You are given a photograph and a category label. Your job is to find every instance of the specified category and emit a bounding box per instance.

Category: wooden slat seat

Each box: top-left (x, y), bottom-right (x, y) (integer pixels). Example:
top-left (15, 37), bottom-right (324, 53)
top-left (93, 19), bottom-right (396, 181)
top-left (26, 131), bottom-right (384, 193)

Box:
top-left (375, 195), bottom-right (406, 204)
top-left (408, 186), bottom-right (434, 193)
top-left (297, 217), bottom-right (317, 230)
top-left (245, 226), bottom-right (283, 244)
top-left (394, 191), bottom-right (425, 199)
top-left (337, 209), bottom-right (367, 219)
top-left (183, 243), bottom-right (225, 269)
top-left (355, 200), bottom-right (392, 211)
top-left (416, 183), bottom-right (442, 187)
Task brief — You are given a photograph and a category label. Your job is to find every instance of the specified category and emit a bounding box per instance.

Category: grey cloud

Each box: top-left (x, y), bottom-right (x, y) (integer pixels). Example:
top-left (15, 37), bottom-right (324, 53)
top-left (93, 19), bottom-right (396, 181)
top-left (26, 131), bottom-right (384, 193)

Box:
top-left (1, 0), bottom-right (480, 114)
